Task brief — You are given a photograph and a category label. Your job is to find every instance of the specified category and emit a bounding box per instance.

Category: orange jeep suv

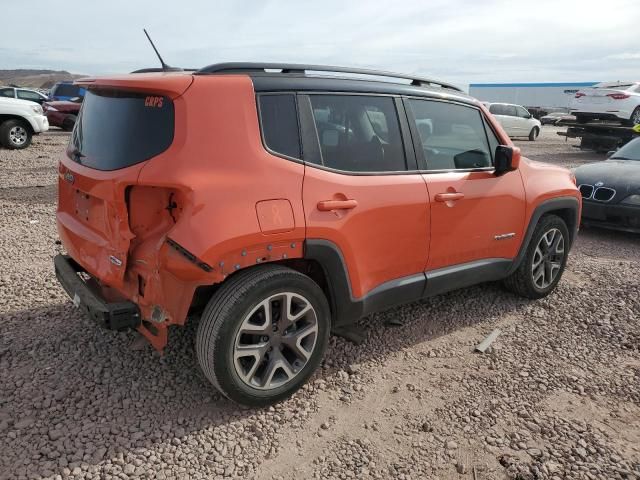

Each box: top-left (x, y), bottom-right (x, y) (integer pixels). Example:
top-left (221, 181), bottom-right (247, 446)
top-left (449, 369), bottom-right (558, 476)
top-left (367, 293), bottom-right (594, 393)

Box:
top-left (54, 63), bottom-right (581, 406)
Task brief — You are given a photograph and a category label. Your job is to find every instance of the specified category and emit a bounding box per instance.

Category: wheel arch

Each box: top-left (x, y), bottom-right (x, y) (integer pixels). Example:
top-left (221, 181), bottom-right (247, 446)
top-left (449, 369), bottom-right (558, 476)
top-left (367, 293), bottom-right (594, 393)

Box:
top-left (0, 114), bottom-right (35, 133)
top-left (508, 196), bottom-right (580, 275)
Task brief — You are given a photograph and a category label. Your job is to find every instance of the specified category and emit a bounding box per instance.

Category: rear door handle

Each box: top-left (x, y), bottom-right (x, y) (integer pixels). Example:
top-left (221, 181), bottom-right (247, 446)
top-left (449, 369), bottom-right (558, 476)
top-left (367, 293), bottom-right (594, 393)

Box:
top-left (434, 192), bottom-right (464, 202)
top-left (317, 199), bottom-right (358, 211)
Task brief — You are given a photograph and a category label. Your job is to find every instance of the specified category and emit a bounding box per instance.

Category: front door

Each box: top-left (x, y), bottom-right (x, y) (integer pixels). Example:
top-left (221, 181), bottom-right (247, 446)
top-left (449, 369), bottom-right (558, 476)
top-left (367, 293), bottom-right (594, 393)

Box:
top-left (405, 98), bottom-right (526, 270)
top-left (299, 93), bottom-right (430, 299)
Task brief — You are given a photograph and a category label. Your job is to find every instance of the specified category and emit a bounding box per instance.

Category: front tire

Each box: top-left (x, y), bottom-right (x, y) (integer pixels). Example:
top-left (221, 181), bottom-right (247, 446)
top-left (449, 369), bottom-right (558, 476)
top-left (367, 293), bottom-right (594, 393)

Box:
top-left (196, 265), bottom-right (331, 407)
top-left (630, 107), bottom-right (640, 126)
top-left (503, 215), bottom-right (569, 299)
top-left (0, 119), bottom-right (32, 149)
top-left (528, 127), bottom-right (539, 141)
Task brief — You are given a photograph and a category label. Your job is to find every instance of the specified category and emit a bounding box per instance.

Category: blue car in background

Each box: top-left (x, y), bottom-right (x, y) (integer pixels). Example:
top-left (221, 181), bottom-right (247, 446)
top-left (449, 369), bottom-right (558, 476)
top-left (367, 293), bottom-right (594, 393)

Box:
top-left (49, 81), bottom-right (86, 101)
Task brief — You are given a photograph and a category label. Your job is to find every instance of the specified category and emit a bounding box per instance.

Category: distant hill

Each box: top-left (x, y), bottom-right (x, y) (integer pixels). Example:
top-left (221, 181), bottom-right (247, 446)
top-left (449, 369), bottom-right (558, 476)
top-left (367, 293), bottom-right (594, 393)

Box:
top-left (0, 69), bottom-right (87, 89)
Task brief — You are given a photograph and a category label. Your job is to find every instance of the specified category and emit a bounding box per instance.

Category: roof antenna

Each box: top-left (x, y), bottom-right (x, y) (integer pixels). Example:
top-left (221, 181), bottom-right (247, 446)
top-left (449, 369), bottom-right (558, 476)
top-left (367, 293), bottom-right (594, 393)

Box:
top-left (142, 28), bottom-right (181, 72)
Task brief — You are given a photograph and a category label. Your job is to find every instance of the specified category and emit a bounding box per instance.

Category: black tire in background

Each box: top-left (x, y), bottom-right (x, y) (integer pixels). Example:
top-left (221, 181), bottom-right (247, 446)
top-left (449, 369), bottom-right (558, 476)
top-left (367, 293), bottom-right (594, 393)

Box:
top-left (528, 127), bottom-right (539, 141)
top-left (629, 107), bottom-right (640, 126)
top-left (62, 115), bottom-right (77, 132)
top-left (503, 214), bottom-right (570, 299)
top-left (196, 265), bottom-right (331, 407)
top-left (0, 119), bottom-right (32, 149)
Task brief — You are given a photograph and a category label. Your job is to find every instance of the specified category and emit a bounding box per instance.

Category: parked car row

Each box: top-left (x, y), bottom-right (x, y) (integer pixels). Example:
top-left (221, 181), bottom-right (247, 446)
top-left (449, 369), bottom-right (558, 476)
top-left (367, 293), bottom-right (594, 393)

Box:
top-left (0, 81), bottom-right (85, 146)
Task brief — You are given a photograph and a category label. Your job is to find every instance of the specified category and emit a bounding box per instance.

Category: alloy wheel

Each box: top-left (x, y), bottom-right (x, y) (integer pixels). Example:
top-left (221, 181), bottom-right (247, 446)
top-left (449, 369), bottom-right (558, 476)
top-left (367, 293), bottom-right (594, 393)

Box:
top-left (531, 228), bottom-right (565, 289)
top-left (233, 292), bottom-right (318, 390)
top-left (632, 109), bottom-right (640, 125)
top-left (9, 126), bottom-right (27, 146)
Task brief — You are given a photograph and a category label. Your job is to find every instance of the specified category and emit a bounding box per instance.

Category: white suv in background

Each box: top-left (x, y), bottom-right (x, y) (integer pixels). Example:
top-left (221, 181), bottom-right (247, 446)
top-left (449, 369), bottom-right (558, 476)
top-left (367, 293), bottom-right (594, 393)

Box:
top-left (0, 97), bottom-right (49, 149)
top-left (486, 103), bottom-right (541, 141)
top-left (570, 81), bottom-right (640, 125)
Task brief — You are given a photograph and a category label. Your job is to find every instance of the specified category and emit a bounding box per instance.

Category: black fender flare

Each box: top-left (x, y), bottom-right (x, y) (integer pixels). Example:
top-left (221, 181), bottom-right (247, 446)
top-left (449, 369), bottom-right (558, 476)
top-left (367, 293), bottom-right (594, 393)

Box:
top-left (507, 196), bottom-right (580, 275)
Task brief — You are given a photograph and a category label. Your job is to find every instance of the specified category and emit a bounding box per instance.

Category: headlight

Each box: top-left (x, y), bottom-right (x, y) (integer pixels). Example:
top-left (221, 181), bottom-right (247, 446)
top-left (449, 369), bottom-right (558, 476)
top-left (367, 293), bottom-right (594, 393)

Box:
top-left (31, 104), bottom-right (43, 115)
top-left (621, 194), bottom-right (640, 206)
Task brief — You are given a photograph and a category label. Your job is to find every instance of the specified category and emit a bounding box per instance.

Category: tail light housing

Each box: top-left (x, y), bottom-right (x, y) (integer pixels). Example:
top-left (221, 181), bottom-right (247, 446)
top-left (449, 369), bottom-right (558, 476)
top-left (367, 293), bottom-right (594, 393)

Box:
top-left (606, 93), bottom-right (630, 100)
top-left (574, 92), bottom-right (586, 98)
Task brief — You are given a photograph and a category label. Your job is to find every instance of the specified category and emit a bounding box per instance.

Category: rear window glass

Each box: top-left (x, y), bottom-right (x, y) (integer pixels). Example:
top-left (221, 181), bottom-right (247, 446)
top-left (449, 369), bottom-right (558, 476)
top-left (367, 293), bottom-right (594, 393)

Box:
top-left (52, 83), bottom-right (83, 97)
top-left (258, 94), bottom-right (301, 159)
top-left (70, 89), bottom-right (174, 171)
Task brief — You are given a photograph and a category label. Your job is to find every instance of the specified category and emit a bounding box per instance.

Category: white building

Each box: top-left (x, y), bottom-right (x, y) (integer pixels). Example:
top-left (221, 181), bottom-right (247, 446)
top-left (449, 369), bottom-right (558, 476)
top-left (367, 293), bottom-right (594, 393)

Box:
top-left (468, 82), bottom-right (599, 111)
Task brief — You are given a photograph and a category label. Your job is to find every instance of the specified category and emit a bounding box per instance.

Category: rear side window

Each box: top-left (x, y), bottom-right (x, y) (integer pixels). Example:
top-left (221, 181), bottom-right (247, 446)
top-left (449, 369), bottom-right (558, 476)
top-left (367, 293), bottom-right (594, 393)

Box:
top-left (309, 95), bottom-right (406, 172)
top-left (71, 89), bottom-right (174, 171)
top-left (258, 94), bottom-right (301, 159)
top-left (409, 99), bottom-right (492, 170)
top-left (52, 83), bottom-right (83, 97)
top-left (0, 88), bottom-right (14, 98)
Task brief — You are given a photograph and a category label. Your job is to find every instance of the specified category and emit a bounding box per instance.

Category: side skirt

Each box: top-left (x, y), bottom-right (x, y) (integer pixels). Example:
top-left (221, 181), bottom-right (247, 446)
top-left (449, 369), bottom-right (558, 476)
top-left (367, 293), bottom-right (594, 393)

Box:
top-left (305, 239), bottom-right (512, 327)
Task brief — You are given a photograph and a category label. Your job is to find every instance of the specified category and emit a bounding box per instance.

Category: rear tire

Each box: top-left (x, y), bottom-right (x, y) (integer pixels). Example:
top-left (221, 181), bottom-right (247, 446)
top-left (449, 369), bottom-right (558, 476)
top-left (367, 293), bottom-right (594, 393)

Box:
top-left (528, 127), bottom-right (539, 141)
top-left (630, 107), bottom-right (640, 126)
top-left (196, 265), bottom-right (331, 407)
top-left (0, 119), bottom-right (32, 149)
top-left (62, 115), bottom-right (76, 132)
top-left (503, 215), bottom-right (569, 299)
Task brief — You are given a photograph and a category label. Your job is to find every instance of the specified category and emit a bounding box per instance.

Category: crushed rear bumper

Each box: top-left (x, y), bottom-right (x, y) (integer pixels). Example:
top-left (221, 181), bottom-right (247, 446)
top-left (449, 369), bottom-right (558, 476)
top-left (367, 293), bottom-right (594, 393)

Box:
top-left (54, 254), bottom-right (141, 330)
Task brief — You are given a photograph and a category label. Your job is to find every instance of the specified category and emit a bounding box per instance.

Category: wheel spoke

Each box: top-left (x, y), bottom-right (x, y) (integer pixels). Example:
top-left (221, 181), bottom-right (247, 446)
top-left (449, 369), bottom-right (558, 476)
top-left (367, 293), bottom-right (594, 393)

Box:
top-left (238, 299), bottom-right (271, 334)
top-left (260, 351), bottom-right (295, 388)
top-left (234, 343), bottom-right (269, 383)
top-left (281, 323), bottom-right (318, 361)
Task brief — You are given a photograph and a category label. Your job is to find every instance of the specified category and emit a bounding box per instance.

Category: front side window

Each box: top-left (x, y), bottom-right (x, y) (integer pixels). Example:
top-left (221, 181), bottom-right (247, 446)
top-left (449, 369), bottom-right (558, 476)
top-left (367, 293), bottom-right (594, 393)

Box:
top-left (409, 99), bottom-right (493, 170)
top-left (309, 95), bottom-right (406, 172)
top-left (258, 94), bottom-right (301, 159)
top-left (515, 106), bottom-right (530, 118)
top-left (17, 90), bottom-right (42, 101)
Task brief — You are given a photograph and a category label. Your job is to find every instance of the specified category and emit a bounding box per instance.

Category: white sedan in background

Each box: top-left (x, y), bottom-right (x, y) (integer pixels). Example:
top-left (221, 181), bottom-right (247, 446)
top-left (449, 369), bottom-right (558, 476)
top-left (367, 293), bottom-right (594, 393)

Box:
top-left (570, 81), bottom-right (640, 125)
top-left (485, 103), bottom-right (541, 141)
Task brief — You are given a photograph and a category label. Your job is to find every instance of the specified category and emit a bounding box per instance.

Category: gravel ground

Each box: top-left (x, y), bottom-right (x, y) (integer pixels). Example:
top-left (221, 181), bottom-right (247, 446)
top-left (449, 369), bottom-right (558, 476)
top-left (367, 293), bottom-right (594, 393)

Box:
top-left (0, 127), bottom-right (638, 480)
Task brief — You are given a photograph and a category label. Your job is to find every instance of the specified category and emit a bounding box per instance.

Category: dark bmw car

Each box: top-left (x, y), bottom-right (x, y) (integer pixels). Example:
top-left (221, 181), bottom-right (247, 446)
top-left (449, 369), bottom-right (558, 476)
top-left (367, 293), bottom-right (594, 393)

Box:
top-left (575, 137), bottom-right (640, 233)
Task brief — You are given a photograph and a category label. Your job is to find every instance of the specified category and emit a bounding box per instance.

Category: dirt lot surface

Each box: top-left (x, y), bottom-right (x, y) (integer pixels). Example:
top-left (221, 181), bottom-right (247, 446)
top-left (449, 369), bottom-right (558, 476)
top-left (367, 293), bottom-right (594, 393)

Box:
top-left (0, 127), bottom-right (638, 480)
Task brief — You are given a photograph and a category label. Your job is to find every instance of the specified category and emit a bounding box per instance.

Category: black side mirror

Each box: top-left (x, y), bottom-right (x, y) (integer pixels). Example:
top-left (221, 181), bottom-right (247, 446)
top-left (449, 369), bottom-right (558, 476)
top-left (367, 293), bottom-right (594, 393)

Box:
top-left (495, 145), bottom-right (521, 176)
top-left (606, 150), bottom-right (616, 158)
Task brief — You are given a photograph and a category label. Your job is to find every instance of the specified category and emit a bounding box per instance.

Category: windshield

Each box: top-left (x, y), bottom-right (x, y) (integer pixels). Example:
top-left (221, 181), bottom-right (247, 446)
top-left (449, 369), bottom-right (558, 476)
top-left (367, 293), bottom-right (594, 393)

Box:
top-left (70, 89), bottom-right (174, 171)
top-left (610, 138), bottom-right (640, 161)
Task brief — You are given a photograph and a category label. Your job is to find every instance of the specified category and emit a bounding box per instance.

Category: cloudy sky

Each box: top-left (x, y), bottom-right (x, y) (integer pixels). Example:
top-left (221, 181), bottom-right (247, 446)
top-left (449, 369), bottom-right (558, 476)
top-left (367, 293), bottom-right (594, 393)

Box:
top-left (1, 0), bottom-right (639, 87)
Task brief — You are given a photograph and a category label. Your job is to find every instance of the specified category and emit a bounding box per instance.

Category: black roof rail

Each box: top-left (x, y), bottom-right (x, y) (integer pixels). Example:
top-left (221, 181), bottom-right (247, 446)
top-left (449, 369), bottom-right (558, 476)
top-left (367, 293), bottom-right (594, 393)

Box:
top-left (195, 62), bottom-right (463, 92)
top-left (130, 67), bottom-right (196, 74)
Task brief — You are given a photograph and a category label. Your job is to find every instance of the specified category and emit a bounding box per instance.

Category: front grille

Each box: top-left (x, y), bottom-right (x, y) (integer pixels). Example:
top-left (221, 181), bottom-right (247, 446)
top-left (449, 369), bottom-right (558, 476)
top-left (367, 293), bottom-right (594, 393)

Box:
top-left (579, 184), bottom-right (594, 199)
top-left (593, 187), bottom-right (616, 202)
top-left (579, 184), bottom-right (616, 203)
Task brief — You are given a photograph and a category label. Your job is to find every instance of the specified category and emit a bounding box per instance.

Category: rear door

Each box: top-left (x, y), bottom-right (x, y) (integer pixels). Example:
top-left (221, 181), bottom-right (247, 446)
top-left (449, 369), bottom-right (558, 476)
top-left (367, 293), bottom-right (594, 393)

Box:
top-left (299, 93), bottom-right (430, 299)
top-left (514, 105), bottom-right (532, 135)
top-left (405, 98), bottom-right (526, 270)
top-left (489, 104), bottom-right (516, 136)
top-left (57, 88), bottom-right (176, 287)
